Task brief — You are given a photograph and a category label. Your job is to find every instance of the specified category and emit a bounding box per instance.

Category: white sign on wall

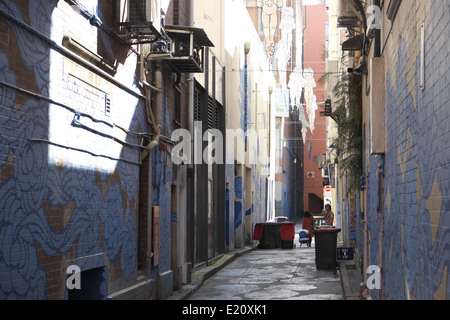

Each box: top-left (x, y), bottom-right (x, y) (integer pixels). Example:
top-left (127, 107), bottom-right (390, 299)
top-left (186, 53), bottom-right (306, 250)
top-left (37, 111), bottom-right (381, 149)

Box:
top-left (307, 172), bottom-right (315, 178)
top-left (324, 186), bottom-right (332, 206)
top-left (273, 88), bottom-right (290, 118)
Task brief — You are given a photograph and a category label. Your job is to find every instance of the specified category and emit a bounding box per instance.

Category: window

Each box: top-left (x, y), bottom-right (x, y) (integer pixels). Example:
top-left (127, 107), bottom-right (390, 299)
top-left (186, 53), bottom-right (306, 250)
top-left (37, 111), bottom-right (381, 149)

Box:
top-left (67, 267), bottom-right (107, 300)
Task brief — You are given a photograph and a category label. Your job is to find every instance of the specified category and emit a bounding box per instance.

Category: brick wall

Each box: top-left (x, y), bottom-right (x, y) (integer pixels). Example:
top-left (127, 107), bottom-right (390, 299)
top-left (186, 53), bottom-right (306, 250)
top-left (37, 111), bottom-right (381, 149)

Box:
top-left (0, 0), bottom-right (148, 299)
top-left (302, 4), bottom-right (328, 214)
top-left (166, 0), bottom-right (190, 27)
top-left (364, 0), bottom-right (450, 300)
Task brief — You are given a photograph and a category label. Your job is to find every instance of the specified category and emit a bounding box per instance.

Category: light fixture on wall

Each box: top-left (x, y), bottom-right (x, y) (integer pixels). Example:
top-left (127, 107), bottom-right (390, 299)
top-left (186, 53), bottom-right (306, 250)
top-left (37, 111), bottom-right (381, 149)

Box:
top-left (244, 42), bottom-right (251, 55)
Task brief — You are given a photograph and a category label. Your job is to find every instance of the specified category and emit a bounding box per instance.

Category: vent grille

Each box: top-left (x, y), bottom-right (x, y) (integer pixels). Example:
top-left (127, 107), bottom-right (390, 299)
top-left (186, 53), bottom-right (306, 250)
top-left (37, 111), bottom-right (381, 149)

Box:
top-left (215, 104), bottom-right (221, 130)
top-left (193, 84), bottom-right (222, 130)
top-left (129, 0), bottom-right (149, 23)
top-left (105, 95), bottom-right (111, 117)
top-left (194, 87), bottom-right (202, 122)
top-left (207, 95), bottom-right (214, 130)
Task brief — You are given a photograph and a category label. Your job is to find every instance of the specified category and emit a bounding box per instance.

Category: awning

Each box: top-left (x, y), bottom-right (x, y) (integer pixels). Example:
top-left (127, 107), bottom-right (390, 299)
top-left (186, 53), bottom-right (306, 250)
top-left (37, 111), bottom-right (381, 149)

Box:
top-left (165, 25), bottom-right (215, 48)
top-left (147, 25), bottom-right (214, 73)
top-left (342, 34), bottom-right (364, 51)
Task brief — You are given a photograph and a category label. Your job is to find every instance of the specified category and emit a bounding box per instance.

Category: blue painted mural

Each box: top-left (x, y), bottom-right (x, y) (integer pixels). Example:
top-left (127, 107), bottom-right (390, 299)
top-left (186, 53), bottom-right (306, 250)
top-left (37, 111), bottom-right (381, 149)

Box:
top-left (363, 0), bottom-right (450, 299)
top-left (225, 164), bottom-right (235, 248)
top-left (281, 140), bottom-right (295, 220)
top-left (234, 168), bottom-right (243, 231)
top-left (150, 95), bottom-right (173, 281)
top-left (0, 0), bottom-right (148, 299)
top-left (224, 52), bottom-right (269, 248)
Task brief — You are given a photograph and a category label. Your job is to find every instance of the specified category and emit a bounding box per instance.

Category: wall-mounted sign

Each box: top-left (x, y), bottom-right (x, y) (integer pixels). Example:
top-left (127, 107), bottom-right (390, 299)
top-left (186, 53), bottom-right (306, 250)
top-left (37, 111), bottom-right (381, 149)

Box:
top-left (273, 88), bottom-right (290, 118)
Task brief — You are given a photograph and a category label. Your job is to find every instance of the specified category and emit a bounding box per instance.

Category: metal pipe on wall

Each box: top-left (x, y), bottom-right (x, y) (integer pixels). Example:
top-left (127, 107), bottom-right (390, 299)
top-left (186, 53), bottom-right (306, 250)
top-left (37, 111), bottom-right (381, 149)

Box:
top-left (146, 62), bottom-right (163, 151)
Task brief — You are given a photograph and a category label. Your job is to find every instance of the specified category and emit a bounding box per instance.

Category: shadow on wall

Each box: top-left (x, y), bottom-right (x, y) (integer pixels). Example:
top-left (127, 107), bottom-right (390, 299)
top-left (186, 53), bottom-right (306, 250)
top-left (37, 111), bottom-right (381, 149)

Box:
top-left (0, 0), bottom-right (147, 299)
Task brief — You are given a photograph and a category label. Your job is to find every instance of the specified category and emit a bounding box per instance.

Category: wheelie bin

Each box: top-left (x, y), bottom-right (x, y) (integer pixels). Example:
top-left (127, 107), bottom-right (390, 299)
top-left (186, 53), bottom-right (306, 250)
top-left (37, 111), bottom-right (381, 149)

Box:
top-left (280, 222), bottom-right (295, 249)
top-left (312, 227), bottom-right (341, 269)
top-left (254, 223), bottom-right (281, 249)
top-left (262, 223), bottom-right (281, 249)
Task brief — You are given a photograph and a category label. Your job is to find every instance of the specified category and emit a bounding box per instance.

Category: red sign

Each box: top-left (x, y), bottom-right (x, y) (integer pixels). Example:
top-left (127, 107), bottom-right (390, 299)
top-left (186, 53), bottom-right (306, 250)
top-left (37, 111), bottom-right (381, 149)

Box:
top-left (325, 186), bottom-right (332, 193)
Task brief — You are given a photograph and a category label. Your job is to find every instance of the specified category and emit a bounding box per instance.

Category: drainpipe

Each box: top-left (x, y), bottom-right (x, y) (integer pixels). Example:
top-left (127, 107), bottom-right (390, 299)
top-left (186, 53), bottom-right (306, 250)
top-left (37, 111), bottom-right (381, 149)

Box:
top-left (374, 0), bottom-right (381, 58)
top-left (267, 86), bottom-right (273, 221)
top-left (362, 188), bottom-right (368, 299)
top-left (377, 162), bottom-right (384, 299)
top-left (189, 0), bottom-right (195, 159)
top-left (185, 0), bottom-right (196, 276)
top-left (146, 62), bottom-right (163, 151)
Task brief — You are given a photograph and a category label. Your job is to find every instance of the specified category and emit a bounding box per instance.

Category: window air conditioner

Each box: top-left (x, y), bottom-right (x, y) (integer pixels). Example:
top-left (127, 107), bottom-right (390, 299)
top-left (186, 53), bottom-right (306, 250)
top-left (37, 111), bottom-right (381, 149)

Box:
top-left (127, 0), bottom-right (161, 32)
top-left (337, 0), bottom-right (360, 28)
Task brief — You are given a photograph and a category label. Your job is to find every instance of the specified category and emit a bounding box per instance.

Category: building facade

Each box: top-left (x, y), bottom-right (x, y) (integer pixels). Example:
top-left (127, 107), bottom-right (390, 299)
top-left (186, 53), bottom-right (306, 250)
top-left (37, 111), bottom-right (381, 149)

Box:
top-left (0, 0), bottom-right (214, 299)
top-left (245, 0), bottom-right (305, 221)
top-left (302, 2), bottom-right (328, 216)
top-left (329, 0), bottom-right (450, 300)
top-left (0, 0), bottom-right (150, 299)
top-left (0, 0), bottom-right (287, 300)
top-left (194, 0), bottom-right (275, 250)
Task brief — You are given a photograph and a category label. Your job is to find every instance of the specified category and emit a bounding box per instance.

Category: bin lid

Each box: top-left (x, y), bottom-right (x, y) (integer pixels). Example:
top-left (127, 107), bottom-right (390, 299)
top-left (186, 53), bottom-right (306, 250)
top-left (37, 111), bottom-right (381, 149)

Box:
top-left (312, 228), bottom-right (341, 233)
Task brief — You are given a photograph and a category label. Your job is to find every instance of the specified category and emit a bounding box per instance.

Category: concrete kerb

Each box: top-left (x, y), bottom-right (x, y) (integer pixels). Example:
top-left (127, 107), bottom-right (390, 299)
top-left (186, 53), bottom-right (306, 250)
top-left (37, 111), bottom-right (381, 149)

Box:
top-left (168, 245), bottom-right (258, 300)
top-left (338, 259), bottom-right (361, 300)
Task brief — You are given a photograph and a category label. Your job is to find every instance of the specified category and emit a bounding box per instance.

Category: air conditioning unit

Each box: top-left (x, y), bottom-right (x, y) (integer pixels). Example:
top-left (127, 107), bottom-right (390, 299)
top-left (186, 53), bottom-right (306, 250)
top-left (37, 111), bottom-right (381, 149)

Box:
top-left (129, 0), bottom-right (160, 27)
top-left (150, 39), bottom-right (171, 54)
top-left (337, 0), bottom-right (360, 28)
top-left (129, 0), bottom-right (148, 23)
top-left (147, 39), bottom-right (172, 59)
top-left (148, 25), bottom-right (214, 73)
top-left (120, 0), bottom-right (161, 41)
top-left (322, 167), bottom-right (329, 179)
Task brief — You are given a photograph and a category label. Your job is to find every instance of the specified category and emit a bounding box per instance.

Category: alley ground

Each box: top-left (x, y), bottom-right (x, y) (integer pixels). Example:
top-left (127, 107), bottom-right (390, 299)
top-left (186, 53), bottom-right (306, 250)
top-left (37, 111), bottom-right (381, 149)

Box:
top-left (170, 220), bottom-right (362, 302)
top-left (187, 246), bottom-right (343, 300)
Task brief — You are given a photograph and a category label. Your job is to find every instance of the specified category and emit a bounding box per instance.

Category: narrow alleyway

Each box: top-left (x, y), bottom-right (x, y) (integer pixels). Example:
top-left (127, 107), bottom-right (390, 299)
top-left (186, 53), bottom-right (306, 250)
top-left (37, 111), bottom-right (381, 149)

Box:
top-left (2, 0), bottom-right (447, 303)
top-left (188, 222), bottom-right (343, 300)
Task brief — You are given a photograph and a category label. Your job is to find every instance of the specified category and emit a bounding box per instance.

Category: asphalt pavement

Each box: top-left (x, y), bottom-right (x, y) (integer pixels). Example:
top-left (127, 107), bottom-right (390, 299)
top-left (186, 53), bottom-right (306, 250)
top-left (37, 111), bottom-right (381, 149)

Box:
top-left (170, 220), bottom-right (361, 301)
